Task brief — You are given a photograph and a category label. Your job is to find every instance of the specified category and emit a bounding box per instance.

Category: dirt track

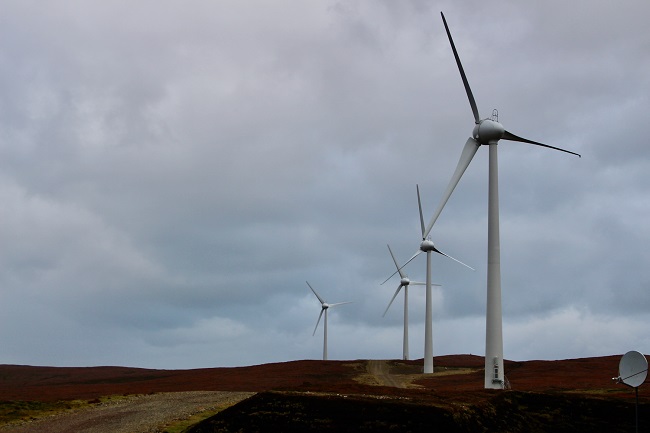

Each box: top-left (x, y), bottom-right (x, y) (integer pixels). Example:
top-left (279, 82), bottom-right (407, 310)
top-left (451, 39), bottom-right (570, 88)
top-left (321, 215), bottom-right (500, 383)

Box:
top-left (0, 391), bottom-right (254, 433)
top-left (366, 360), bottom-right (404, 388)
top-left (362, 359), bottom-right (426, 388)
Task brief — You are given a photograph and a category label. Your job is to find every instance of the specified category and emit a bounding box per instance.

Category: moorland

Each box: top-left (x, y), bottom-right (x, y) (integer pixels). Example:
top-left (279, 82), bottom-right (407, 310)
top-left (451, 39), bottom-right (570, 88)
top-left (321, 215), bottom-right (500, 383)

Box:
top-left (1, 355), bottom-right (647, 432)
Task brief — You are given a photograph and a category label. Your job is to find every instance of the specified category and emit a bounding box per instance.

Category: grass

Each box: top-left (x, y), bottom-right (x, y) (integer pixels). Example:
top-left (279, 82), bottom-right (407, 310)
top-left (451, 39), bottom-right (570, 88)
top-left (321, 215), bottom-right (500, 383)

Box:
top-left (0, 399), bottom-right (89, 426)
top-left (0, 394), bottom-right (138, 427)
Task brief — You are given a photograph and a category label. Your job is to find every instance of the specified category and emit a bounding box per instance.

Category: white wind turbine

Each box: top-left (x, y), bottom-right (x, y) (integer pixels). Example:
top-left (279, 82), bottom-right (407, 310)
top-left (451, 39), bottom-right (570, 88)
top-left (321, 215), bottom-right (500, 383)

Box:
top-left (383, 244), bottom-right (439, 361)
top-left (307, 281), bottom-right (352, 361)
top-left (422, 12), bottom-right (581, 389)
top-left (383, 185), bottom-right (473, 373)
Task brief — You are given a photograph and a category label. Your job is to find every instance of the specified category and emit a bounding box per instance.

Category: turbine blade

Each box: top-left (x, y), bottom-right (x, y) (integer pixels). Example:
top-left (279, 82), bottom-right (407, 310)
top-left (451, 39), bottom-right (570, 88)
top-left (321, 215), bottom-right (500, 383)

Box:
top-left (432, 246), bottom-right (475, 271)
top-left (383, 285), bottom-right (404, 317)
top-left (306, 281), bottom-right (325, 305)
top-left (441, 12), bottom-right (480, 123)
top-left (502, 130), bottom-right (581, 158)
top-left (423, 137), bottom-right (479, 238)
top-left (417, 184), bottom-right (425, 238)
top-left (329, 301), bottom-right (353, 308)
top-left (401, 250), bottom-right (422, 270)
top-left (411, 282), bottom-right (441, 287)
top-left (313, 309), bottom-right (324, 336)
top-left (387, 244), bottom-right (406, 279)
top-left (381, 250), bottom-right (422, 285)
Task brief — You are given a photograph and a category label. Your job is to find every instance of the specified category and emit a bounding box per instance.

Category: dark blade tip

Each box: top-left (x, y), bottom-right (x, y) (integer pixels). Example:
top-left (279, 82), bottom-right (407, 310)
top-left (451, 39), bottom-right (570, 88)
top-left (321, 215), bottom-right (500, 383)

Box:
top-left (561, 149), bottom-right (581, 158)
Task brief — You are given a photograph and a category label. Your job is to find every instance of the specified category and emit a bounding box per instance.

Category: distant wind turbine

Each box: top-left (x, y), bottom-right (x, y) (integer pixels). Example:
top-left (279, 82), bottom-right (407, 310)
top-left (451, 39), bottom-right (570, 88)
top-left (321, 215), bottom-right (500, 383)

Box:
top-left (382, 185), bottom-right (473, 373)
top-left (307, 281), bottom-right (352, 361)
top-left (383, 244), bottom-right (439, 361)
top-left (424, 12), bottom-right (581, 389)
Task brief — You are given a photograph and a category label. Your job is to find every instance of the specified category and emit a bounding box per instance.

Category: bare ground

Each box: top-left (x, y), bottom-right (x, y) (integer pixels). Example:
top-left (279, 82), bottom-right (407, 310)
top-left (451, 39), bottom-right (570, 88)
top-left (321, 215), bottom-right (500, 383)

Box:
top-left (0, 391), bottom-right (253, 433)
top-left (356, 359), bottom-right (480, 389)
top-left (357, 359), bottom-right (419, 388)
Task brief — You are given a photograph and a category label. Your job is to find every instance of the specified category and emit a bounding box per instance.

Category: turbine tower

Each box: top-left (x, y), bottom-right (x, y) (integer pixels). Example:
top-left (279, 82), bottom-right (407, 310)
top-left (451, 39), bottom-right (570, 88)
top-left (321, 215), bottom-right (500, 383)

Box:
top-left (383, 185), bottom-right (473, 373)
top-left (307, 281), bottom-right (352, 361)
top-left (382, 244), bottom-right (438, 360)
top-left (423, 12), bottom-right (581, 388)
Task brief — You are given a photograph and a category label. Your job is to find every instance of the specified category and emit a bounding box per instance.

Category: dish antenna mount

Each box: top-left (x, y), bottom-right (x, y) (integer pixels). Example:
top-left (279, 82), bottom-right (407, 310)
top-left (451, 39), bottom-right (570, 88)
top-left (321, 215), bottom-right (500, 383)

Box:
top-left (613, 350), bottom-right (648, 433)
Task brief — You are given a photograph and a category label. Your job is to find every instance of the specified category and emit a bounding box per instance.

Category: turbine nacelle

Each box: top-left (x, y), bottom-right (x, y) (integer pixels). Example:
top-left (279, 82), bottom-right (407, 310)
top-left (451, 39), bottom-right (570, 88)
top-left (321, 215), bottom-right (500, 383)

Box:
top-left (420, 239), bottom-right (439, 253)
top-left (322, 303), bottom-right (329, 310)
top-left (473, 119), bottom-right (505, 145)
top-left (400, 277), bottom-right (410, 286)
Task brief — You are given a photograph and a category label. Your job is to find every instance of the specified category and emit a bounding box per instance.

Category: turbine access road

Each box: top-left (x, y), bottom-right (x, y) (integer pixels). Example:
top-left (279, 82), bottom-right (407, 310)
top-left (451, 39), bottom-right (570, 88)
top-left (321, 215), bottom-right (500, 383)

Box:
top-left (1, 391), bottom-right (254, 433)
top-left (364, 360), bottom-right (421, 389)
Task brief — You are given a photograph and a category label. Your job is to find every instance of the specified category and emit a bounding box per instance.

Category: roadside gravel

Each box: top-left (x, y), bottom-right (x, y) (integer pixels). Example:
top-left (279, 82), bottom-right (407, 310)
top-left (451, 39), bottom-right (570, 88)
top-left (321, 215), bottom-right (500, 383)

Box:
top-left (0, 391), bottom-right (254, 433)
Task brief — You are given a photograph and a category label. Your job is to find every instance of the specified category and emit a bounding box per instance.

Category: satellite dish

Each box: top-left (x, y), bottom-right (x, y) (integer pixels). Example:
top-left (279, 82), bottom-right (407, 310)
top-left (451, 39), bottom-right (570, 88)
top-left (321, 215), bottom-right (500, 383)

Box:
top-left (618, 350), bottom-right (648, 388)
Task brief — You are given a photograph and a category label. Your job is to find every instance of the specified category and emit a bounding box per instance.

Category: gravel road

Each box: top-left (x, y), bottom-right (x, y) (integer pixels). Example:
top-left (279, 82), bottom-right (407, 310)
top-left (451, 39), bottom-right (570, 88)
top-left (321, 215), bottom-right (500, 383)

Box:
top-left (366, 360), bottom-right (404, 388)
top-left (0, 391), bottom-right (254, 433)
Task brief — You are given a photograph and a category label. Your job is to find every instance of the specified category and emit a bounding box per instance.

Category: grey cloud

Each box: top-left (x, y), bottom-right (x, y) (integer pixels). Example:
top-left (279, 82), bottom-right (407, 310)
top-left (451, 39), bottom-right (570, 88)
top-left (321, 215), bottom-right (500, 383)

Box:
top-left (0, 1), bottom-right (649, 368)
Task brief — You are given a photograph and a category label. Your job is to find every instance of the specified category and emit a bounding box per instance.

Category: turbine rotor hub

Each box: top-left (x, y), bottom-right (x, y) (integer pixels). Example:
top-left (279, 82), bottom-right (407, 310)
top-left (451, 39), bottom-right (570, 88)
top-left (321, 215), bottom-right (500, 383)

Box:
top-left (322, 303), bottom-right (329, 309)
top-left (420, 239), bottom-right (436, 252)
top-left (473, 118), bottom-right (505, 145)
top-left (400, 277), bottom-right (410, 286)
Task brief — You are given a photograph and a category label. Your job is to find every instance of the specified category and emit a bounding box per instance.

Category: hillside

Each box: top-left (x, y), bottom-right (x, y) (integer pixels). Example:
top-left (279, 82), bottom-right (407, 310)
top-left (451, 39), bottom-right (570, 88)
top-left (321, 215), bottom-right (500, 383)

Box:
top-left (1, 355), bottom-right (648, 432)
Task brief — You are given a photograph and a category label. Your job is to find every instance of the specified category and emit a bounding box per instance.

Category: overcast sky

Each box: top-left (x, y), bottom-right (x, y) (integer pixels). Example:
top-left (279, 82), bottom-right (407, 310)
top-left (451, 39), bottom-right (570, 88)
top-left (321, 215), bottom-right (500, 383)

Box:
top-left (1, 0), bottom-right (649, 370)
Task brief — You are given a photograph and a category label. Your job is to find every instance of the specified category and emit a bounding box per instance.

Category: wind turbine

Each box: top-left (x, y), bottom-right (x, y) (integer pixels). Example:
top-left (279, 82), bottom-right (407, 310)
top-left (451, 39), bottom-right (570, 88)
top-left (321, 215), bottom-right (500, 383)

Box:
top-left (383, 244), bottom-right (439, 361)
top-left (423, 12), bottom-right (581, 389)
top-left (382, 185), bottom-right (473, 373)
top-left (307, 281), bottom-right (352, 361)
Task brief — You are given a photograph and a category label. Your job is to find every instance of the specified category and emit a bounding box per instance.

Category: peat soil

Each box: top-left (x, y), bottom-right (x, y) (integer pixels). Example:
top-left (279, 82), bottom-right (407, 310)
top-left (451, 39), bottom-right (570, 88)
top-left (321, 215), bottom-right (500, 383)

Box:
top-left (1, 354), bottom-right (648, 432)
top-left (187, 390), bottom-right (650, 433)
